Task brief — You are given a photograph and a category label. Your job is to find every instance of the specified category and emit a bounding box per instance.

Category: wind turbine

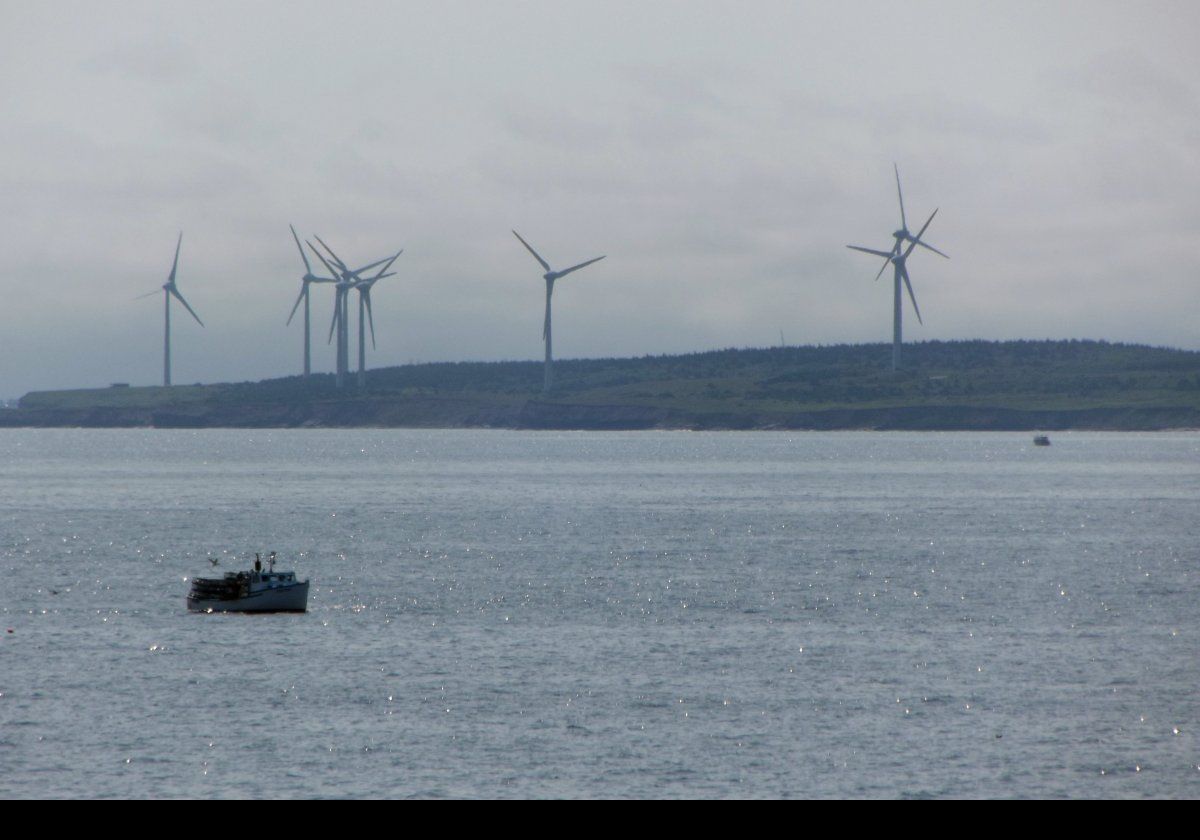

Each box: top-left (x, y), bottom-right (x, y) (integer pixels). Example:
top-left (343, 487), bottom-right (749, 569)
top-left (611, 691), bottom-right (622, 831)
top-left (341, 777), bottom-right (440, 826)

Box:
top-left (846, 165), bottom-right (948, 371)
top-left (138, 232), bottom-right (203, 387)
top-left (286, 224), bottom-right (337, 379)
top-left (351, 251), bottom-right (402, 388)
top-left (512, 230), bottom-right (605, 392)
top-left (305, 238), bottom-right (396, 389)
top-left (305, 243), bottom-right (354, 389)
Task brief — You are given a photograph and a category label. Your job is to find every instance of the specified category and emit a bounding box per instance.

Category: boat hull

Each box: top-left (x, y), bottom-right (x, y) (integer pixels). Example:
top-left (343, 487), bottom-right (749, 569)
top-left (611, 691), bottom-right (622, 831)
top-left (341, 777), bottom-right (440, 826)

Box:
top-left (187, 580), bottom-right (309, 613)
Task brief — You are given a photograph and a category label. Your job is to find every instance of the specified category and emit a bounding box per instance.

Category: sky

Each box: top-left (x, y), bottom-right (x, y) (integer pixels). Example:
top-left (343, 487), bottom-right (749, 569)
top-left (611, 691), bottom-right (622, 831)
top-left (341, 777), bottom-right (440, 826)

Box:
top-left (2, 0), bottom-right (1198, 396)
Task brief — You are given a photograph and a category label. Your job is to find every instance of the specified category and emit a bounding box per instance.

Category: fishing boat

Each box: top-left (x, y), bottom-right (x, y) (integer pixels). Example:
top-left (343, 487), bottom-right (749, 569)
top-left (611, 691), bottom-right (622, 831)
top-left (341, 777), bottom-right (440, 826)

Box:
top-left (1033, 435), bottom-right (1051, 446)
top-left (187, 552), bottom-right (309, 613)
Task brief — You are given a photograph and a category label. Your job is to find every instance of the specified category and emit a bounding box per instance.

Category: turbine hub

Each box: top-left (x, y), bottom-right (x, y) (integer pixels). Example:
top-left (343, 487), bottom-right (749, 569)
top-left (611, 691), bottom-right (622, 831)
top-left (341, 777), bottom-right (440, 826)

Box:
top-left (894, 230), bottom-right (907, 241)
top-left (544, 272), bottom-right (557, 282)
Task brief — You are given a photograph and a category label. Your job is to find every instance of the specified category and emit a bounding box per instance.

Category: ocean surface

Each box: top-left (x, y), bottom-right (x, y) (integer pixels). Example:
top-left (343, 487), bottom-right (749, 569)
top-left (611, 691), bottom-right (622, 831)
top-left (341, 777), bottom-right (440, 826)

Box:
top-left (0, 429), bottom-right (1197, 799)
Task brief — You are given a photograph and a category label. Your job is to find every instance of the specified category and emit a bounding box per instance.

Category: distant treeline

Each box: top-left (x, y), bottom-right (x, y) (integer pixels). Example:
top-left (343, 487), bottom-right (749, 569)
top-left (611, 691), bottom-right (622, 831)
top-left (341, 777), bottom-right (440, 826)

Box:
top-left (216, 338), bottom-right (1200, 405)
top-left (11, 339), bottom-right (1200, 430)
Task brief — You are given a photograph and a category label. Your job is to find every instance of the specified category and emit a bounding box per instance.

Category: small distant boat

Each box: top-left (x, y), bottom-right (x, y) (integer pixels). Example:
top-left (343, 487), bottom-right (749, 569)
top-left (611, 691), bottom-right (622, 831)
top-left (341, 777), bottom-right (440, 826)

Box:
top-left (187, 552), bottom-right (309, 613)
top-left (1033, 435), bottom-right (1051, 447)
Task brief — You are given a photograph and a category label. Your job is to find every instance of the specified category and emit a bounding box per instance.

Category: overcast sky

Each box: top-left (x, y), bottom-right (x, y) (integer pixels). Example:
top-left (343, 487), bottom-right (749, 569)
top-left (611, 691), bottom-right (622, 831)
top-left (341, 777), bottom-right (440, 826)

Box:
top-left (2, 1), bottom-right (1198, 395)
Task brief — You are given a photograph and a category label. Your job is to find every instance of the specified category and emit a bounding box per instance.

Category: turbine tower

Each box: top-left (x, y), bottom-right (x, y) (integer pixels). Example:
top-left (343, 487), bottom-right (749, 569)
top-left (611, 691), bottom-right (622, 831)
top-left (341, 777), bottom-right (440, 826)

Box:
top-left (286, 225), bottom-right (337, 379)
top-left (846, 165), bottom-right (948, 371)
top-left (512, 230), bottom-right (605, 392)
top-left (139, 232), bottom-right (203, 387)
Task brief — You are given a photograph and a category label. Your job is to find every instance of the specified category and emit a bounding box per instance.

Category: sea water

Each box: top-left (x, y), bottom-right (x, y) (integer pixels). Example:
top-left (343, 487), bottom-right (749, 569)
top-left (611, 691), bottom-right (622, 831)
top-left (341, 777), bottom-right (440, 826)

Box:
top-left (0, 429), bottom-right (1197, 798)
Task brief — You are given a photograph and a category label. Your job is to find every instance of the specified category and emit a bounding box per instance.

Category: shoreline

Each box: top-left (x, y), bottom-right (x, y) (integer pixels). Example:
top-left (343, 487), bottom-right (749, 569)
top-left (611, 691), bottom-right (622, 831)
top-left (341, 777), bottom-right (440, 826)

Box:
top-left (1, 401), bottom-right (1196, 432)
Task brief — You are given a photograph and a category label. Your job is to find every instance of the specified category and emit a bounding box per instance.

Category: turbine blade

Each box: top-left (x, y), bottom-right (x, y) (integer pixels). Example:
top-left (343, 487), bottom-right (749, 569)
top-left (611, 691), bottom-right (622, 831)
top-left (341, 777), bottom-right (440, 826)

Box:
top-left (166, 232), bottom-right (182, 286)
top-left (135, 289), bottom-right (161, 300)
top-left (286, 283), bottom-right (306, 325)
top-left (369, 249), bottom-right (402, 281)
top-left (307, 241), bottom-right (341, 279)
top-left (364, 291), bottom-right (376, 350)
top-left (912, 238), bottom-right (950, 259)
top-left (289, 224), bottom-right (312, 274)
top-left (513, 230), bottom-right (551, 273)
top-left (901, 263), bottom-right (923, 325)
top-left (313, 235), bottom-right (348, 271)
top-left (328, 291), bottom-right (341, 343)
top-left (873, 257), bottom-right (891, 282)
top-left (346, 255), bottom-right (391, 278)
top-left (846, 245), bottom-right (894, 259)
top-left (357, 273), bottom-right (393, 292)
top-left (556, 255), bottom-right (605, 278)
top-left (902, 209), bottom-right (938, 260)
top-left (894, 163), bottom-right (907, 231)
top-left (170, 287), bottom-right (204, 327)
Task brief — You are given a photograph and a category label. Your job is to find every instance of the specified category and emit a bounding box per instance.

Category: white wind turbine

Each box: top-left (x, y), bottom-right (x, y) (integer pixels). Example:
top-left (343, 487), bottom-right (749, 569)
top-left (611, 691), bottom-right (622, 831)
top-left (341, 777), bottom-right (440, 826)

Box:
top-left (846, 165), bottom-right (948, 371)
top-left (512, 230), bottom-right (605, 392)
top-left (351, 251), bottom-right (402, 388)
top-left (305, 238), bottom-right (397, 389)
top-left (137, 232), bottom-right (203, 387)
top-left (286, 224), bottom-right (338, 379)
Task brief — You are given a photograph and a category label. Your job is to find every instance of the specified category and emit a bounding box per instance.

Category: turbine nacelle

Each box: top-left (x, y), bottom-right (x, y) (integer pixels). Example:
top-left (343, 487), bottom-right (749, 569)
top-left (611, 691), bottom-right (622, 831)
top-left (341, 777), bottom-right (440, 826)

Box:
top-left (513, 230), bottom-right (605, 286)
top-left (887, 164), bottom-right (950, 261)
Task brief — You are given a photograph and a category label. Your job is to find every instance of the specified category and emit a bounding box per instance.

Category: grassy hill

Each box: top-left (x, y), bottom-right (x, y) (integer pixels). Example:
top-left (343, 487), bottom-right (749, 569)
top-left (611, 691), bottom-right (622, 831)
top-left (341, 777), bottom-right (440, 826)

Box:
top-left (8, 340), bottom-right (1200, 430)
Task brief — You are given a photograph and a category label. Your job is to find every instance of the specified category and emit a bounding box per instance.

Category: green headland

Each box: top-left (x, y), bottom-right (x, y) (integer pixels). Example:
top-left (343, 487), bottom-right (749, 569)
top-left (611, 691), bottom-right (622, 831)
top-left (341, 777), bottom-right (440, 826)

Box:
top-left (5, 340), bottom-right (1200, 430)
